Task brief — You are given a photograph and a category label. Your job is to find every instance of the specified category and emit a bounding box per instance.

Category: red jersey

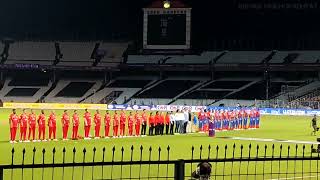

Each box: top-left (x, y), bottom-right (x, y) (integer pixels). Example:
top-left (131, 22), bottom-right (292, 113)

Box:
top-left (128, 115), bottom-right (134, 127)
top-left (62, 113), bottom-right (70, 126)
top-left (113, 113), bottom-right (120, 126)
top-left (120, 112), bottom-right (126, 125)
top-left (159, 115), bottom-right (165, 125)
top-left (249, 110), bottom-right (255, 118)
top-left (165, 114), bottom-right (170, 125)
top-left (135, 113), bottom-right (141, 125)
top-left (19, 113), bottom-right (28, 128)
top-left (94, 113), bottom-right (102, 126)
top-left (149, 115), bottom-right (155, 125)
top-left (73, 113), bottom-right (79, 126)
top-left (84, 112), bottom-right (91, 126)
top-left (10, 113), bottom-right (19, 128)
top-left (38, 114), bottom-right (46, 127)
top-left (28, 113), bottom-right (37, 127)
top-left (224, 112), bottom-right (229, 119)
top-left (255, 110), bottom-right (260, 117)
top-left (142, 112), bottom-right (147, 124)
top-left (104, 113), bottom-right (111, 126)
top-left (154, 114), bottom-right (160, 125)
top-left (48, 113), bottom-right (56, 127)
top-left (198, 112), bottom-right (206, 120)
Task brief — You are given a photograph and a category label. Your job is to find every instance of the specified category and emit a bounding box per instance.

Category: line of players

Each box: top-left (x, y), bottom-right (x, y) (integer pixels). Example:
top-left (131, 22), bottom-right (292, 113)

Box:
top-left (8, 108), bottom-right (260, 143)
top-left (8, 109), bottom-right (172, 143)
top-left (198, 109), bottom-right (260, 132)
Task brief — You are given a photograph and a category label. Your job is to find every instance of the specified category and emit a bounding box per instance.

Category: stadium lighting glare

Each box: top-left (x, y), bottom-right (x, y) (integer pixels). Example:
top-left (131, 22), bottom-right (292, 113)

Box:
top-left (163, 0), bottom-right (171, 9)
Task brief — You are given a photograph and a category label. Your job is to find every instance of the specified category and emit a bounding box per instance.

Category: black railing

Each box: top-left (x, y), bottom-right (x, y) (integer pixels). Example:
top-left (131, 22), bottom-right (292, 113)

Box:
top-left (2, 144), bottom-right (320, 180)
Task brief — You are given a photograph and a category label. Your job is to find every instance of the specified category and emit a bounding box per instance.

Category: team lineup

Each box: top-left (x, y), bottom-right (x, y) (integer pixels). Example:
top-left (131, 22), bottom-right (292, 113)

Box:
top-left (8, 108), bottom-right (261, 143)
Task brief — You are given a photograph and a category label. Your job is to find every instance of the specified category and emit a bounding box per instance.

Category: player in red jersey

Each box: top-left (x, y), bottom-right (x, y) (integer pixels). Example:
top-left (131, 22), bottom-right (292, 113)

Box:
top-left (72, 110), bottom-right (80, 140)
top-left (19, 109), bottom-right (28, 142)
top-left (154, 111), bottom-right (160, 135)
top-left (120, 110), bottom-right (126, 137)
top-left (28, 110), bottom-right (37, 141)
top-left (38, 110), bottom-right (46, 141)
top-left (9, 109), bottom-right (19, 143)
top-left (61, 110), bottom-right (70, 140)
top-left (225, 110), bottom-right (230, 130)
top-left (128, 112), bottom-right (134, 136)
top-left (134, 111), bottom-right (141, 136)
top-left (113, 111), bottom-right (120, 137)
top-left (141, 110), bottom-right (147, 135)
top-left (249, 109), bottom-right (255, 129)
top-left (255, 108), bottom-right (260, 128)
top-left (104, 111), bottom-right (111, 138)
top-left (48, 111), bottom-right (57, 141)
top-left (84, 109), bottom-right (92, 139)
top-left (198, 110), bottom-right (206, 132)
top-left (159, 112), bottom-right (165, 135)
top-left (94, 110), bottom-right (102, 139)
top-left (165, 112), bottom-right (170, 135)
top-left (149, 112), bottom-right (155, 136)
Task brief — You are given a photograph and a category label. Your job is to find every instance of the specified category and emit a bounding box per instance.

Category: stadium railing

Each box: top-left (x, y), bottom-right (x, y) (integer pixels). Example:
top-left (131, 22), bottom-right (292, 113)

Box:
top-left (1, 144), bottom-right (320, 180)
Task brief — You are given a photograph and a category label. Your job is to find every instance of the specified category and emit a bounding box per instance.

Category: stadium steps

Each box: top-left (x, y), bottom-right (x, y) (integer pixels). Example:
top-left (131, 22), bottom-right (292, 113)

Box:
top-left (275, 80), bottom-right (320, 102)
top-left (36, 79), bottom-right (59, 103)
top-left (167, 80), bottom-right (211, 105)
top-left (78, 80), bottom-right (113, 103)
top-left (207, 80), bottom-right (261, 106)
top-left (124, 79), bottom-right (164, 104)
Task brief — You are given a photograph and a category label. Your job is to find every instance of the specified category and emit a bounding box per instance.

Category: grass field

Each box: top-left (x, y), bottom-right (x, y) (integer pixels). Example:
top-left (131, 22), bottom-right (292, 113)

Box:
top-left (0, 108), bottom-right (319, 180)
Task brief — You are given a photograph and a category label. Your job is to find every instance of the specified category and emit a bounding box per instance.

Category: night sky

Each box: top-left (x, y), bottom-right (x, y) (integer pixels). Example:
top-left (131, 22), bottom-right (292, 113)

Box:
top-left (1, 0), bottom-right (320, 50)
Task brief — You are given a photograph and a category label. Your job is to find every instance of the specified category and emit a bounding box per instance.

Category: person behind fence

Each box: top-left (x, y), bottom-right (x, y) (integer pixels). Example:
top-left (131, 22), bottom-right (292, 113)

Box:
top-left (191, 162), bottom-right (212, 180)
top-left (311, 114), bottom-right (318, 136)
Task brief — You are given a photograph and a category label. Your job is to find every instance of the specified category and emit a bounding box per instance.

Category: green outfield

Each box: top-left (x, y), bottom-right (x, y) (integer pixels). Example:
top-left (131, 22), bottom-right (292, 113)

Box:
top-left (0, 108), bottom-right (319, 180)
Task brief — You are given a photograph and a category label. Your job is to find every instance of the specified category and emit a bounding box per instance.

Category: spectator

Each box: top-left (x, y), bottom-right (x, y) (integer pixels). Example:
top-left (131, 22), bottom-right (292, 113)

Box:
top-left (192, 162), bottom-right (212, 180)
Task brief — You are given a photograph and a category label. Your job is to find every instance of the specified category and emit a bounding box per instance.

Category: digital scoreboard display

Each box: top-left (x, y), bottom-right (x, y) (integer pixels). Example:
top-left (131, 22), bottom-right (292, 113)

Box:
top-left (147, 14), bottom-right (186, 45)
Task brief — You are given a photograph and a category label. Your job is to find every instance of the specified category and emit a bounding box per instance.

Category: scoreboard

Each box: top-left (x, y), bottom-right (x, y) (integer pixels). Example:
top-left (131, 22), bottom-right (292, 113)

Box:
top-left (147, 14), bottom-right (186, 45)
top-left (143, 8), bottom-right (191, 50)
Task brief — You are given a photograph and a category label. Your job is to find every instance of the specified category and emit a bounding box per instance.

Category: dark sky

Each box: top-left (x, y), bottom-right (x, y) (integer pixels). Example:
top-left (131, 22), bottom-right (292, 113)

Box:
top-left (1, 0), bottom-right (320, 49)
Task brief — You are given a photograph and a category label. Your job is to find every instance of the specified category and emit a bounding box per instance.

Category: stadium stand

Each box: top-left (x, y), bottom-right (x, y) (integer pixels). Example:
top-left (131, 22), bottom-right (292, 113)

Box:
top-left (216, 51), bottom-right (270, 63)
top-left (44, 80), bottom-right (102, 103)
top-left (55, 82), bottom-right (95, 97)
top-left (8, 75), bottom-right (50, 87)
top-left (5, 88), bottom-right (40, 97)
top-left (57, 42), bottom-right (95, 66)
top-left (269, 51), bottom-right (320, 64)
top-left (135, 80), bottom-right (200, 99)
top-left (126, 55), bottom-right (166, 64)
top-left (201, 81), bottom-right (251, 90)
top-left (6, 41), bottom-right (55, 65)
top-left (81, 79), bottom-right (153, 104)
top-left (97, 42), bottom-right (128, 66)
top-left (0, 78), bottom-right (52, 103)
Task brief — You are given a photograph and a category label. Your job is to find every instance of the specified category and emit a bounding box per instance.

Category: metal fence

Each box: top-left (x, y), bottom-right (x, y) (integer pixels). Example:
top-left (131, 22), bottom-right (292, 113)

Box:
top-left (1, 144), bottom-right (320, 180)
